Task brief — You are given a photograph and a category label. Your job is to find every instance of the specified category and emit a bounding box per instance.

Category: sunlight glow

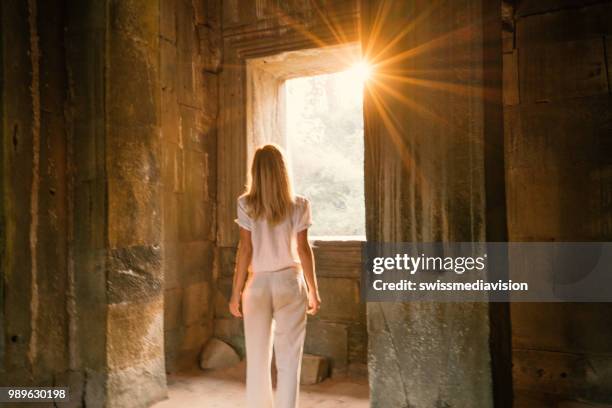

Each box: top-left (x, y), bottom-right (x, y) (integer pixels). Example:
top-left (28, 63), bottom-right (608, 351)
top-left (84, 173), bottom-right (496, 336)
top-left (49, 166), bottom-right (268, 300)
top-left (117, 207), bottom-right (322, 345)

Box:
top-left (332, 61), bottom-right (372, 101)
top-left (347, 61), bottom-right (372, 83)
top-left (286, 71), bottom-right (365, 238)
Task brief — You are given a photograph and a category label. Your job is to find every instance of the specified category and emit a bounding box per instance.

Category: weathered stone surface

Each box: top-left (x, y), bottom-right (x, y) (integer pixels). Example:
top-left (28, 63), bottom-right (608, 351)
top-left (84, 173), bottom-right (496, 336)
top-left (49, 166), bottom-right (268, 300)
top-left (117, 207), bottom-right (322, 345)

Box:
top-left (199, 25), bottom-right (222, 73)
top-left (107, 356), bottom-right (167, 408)
top-left (317, 277), bottom-right (361, 322)
top-left (505, 97), bottom-right (612, 241)
top-left (513, 349), bottom-right (612, 402)
top-left (508, 2), bottom-right (612, 404)
top-left (164, 287), bottom-right (182, 331)
top-left (160, 141), bottom-right (182, 196)
top-left (607, 36), bottom-right (612, 90)
top-left (182, 323), bottom-right (211, 352)
top-left (182, 282), bottom-right (211, 325)
top-left (215, 276), bottom-right (234, 299)
top-left (516, 2), bottom-right (612, 45)
top-left (300, 354), bottom-right (329, 385)
top-left (503, 51), bottom-right (519, 106)
top-left (202, 72), bottom-right (219, 121)
top-left (557, 402), bottom-right (612, 408)
top-left (304, 320), bottom-right (348, 374)
top-left (214, 316), bottom-right (244, 338)
top-left (519, 38), bottom-right (608, 104)
top-left (362, 0), bottom-right (500, 406)
top-left (178, 198), bottom-right (215, 242)
top-left (200, 338), bottom-right (241, 370)
top-left (107, 125), bottom-right (162, 185)
top-left (347, 322), bottom-right (367, 364)
top-left (213, 317), bottom-right (245, 357)
top-left (108, 178), bottom-right (162, 247)
top-left (107, 40), bottom-right (160, 127)
top-left (107, 298), bottom-right (164, 371)
top-left (368, 302), bottom-right (493, 407)
top-left (512, 303), bottom-right (612, 355)
top-left (218, 246), bottom-right (237, 277)
top-left (214, 287), bottom-right (233, 319)
top-left (0, 0), bottom-right (222, 402)
top-left (505, 97), bottom-right (611, 169)
top-left (109, 0), bottom-right (160, 48)
top-left (515, 0), bottom-right (609, 19)
top-left (312, 240), bottom-right (362, 278)
top-left (160, 0), bottom-right (177, 42)
top-left (107, 245), bottom-right (163, 304)
top-left (348, 362), bottom-right (368, 378)
top-left (160, 0), bottom-right (220, 375)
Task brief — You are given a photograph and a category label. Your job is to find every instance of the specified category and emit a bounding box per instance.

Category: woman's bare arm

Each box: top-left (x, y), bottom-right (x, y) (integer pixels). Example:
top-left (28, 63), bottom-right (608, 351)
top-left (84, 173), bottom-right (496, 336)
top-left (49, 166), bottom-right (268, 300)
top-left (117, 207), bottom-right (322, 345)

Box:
top-left (297, 229), bottom-right (321, 315)
top-left (229, 227), bottom-right (252, 317)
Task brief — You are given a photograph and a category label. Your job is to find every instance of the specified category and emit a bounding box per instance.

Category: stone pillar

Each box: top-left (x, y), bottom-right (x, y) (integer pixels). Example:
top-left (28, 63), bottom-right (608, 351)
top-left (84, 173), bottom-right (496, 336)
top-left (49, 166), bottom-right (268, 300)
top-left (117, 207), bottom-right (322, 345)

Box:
top-left (66, 0), bottom-right (166, 406)
top-left (361, 0), bottom-right (508, 406)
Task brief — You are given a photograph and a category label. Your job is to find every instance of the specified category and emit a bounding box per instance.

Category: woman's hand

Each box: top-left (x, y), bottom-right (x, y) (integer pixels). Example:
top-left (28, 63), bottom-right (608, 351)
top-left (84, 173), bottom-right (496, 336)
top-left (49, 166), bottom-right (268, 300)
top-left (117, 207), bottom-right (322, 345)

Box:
top-left (229, 293), bottom-right (242, 318)
top-left (307, 289), bottom-right (321, 315)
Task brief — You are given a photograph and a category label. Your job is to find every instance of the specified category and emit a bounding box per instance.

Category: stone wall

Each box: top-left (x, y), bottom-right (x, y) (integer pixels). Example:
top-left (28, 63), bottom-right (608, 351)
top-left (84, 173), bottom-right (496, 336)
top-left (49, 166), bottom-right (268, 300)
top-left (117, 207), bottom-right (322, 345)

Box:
top-left (1, 0), bottom-right (222, 405)
top-left (160, 0), bottom-right (221, 373)
top-left (504, 0), bottom-right (612, 405)
top-left (305, 241), bottom-right (367, 376)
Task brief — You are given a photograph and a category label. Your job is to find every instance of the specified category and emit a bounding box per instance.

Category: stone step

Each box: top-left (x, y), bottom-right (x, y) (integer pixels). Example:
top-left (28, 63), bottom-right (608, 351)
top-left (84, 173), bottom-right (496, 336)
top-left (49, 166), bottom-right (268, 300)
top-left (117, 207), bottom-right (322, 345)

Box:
top-left (300, 354), bottom-right (330, 385)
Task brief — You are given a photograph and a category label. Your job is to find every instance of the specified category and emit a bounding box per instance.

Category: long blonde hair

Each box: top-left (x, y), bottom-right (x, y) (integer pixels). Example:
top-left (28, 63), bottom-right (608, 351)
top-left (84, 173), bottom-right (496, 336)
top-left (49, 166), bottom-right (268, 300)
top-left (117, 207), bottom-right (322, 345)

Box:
top-left (243, 144), bottom-right (295, 225)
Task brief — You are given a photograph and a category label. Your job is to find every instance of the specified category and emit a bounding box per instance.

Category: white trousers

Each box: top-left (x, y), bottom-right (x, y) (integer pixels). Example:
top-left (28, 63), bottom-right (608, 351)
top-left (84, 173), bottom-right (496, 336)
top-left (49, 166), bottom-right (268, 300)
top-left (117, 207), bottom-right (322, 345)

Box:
top-left (242, 267), bottom-right (308, 408)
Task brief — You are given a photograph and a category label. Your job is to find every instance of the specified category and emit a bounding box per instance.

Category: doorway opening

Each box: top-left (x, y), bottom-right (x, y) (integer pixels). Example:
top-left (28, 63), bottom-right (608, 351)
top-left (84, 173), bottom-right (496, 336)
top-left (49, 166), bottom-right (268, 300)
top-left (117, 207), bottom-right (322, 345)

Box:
top-left (246, 43), bottom-right (368, 241)
top-left (285, 69), bottom-right (366, 240)
top-left (243, 43), bottom-right (370, 386)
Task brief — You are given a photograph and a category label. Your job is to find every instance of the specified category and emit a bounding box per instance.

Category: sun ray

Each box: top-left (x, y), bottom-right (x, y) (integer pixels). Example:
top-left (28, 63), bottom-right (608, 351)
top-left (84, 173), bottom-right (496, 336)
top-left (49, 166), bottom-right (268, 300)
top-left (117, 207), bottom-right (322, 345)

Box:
top-left (308, 0), bottom-right (350, 46)
top-left (272, 8), bottom-right (333, 50)
top-left (369, 76), bottom-right (449, 127)
top-left (375, 22), bottom-right (480, 70)
top-left (376, 72), bottom-right (501, 103)
top-left (368, 0), bottom-right (442, 65)
top-left (365, 86), bottom-right (426, 185)
top-left (363, 0), bottom-right (394, 60)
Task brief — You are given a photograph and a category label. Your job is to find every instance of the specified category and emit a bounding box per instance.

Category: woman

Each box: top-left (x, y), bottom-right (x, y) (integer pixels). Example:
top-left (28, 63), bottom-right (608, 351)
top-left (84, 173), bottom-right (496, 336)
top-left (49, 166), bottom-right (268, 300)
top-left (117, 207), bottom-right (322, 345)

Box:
top-left (229, 144), bottom-right (322, 408)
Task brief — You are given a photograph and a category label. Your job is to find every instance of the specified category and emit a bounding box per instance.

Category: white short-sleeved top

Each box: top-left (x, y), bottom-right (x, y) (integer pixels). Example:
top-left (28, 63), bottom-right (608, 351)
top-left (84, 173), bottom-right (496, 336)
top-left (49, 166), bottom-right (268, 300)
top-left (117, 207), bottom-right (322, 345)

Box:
top-left (235, 195), bottom-right (312, 273)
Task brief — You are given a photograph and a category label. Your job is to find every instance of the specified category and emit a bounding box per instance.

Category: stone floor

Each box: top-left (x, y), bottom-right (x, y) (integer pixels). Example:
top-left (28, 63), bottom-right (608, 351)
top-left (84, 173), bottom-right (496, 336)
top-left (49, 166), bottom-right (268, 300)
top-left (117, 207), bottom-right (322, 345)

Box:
top-left (152, 361), bottom-right (370, 408)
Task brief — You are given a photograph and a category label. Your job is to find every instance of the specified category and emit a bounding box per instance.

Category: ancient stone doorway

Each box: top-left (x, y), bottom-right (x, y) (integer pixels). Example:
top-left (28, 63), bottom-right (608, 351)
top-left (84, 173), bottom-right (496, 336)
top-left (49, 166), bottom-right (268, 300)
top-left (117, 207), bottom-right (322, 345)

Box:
top-left (241, 43), bottom-right (370, 379)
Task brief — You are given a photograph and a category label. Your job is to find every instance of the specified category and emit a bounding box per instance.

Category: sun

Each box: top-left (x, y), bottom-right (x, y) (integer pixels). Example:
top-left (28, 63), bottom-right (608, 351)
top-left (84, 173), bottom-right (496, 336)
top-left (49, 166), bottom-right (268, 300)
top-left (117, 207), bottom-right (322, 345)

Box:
top-left (334, 60), bottom-right (372, 101)
top-left (347, 60), bottom-right (372, 83)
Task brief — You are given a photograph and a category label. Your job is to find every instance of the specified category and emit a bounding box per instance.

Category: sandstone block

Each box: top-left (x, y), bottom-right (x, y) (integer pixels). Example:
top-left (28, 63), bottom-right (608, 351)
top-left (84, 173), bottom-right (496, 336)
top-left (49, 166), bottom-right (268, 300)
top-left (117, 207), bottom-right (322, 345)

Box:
top-left (218, 246), bottom-right (237, 278)
top-left (519, 38), bottom-right (608, 103)
top-left (182, 323), bottom-right (210, 351)
top-left (200, 338), bottom-right (241, 370)
top-left (178, 240), bottom-right (214, 284)
top-left (348, 362), bottom-right (368, 378)
top-left (312, 240), bottom-right (362, 278)
top-left (164, 287), bottom-right (182, 330)
top-left (317, 277), bottom-right (361, 322)
top-left (182, 282), bottom-right (210, 325)
top-left (300, 354), bottom-right (329, 385)
top-left (304, 320), bottom-right (348, 374)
